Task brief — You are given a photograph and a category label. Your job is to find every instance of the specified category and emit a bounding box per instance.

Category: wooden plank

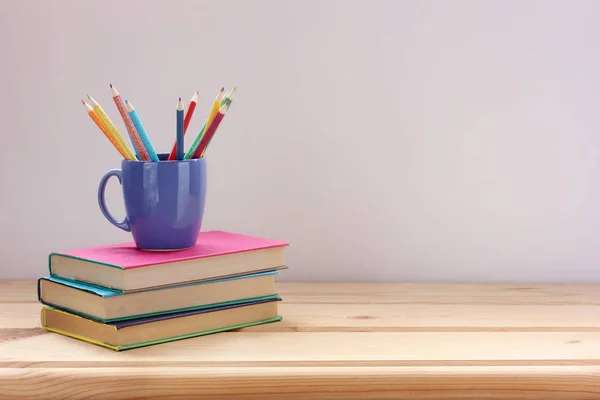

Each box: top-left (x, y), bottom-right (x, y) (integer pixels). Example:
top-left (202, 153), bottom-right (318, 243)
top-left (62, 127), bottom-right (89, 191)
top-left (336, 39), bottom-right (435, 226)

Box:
top-left (0, 281), bottom-right (37, 303)
top-left (5, 281), bottom-right (600, 305)
top-left (244, 303), bottom-right (600, 332)
top-left (1, 366), bottom-right (599, 399)
top-left (1, 332), bottom-right (599, 367)
top-left (277, 282), bottom-right (600, 305)
top-left (4, 301), bottom-right (600, 331)
top-left (7, 280), bottom-right (600, 307)
top-left (0, 329), bottom-right (47, 345)
top-left (3, 280), bottom-right (600, 398)
top-left (7, 280), bottom-right (600, 304)
top-left (0, 304), bottom-right (41, 329)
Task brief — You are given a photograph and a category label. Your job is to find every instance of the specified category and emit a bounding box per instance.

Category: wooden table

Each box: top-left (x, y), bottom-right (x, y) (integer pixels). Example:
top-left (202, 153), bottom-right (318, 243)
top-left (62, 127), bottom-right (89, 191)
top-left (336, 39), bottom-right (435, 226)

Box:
top-left (1, 281), bottom-right (600, 399)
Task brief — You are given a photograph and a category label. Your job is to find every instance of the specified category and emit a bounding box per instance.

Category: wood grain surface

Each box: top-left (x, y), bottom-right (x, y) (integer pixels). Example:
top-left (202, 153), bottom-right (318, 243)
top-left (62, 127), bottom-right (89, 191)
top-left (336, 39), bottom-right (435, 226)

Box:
top-left (1, 280), bottom-right (600, 399)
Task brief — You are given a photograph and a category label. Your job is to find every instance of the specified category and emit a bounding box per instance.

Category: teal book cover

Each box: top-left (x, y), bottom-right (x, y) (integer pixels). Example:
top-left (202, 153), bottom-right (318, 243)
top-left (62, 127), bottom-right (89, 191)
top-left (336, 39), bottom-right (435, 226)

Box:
top-left (38, 270), bottom-right (279, 323)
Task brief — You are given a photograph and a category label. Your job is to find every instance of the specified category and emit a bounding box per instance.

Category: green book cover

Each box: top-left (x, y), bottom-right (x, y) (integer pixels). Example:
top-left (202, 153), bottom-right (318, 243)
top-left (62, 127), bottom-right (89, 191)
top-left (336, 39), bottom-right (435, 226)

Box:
top-left (41, 297), bottom-right (282, 351)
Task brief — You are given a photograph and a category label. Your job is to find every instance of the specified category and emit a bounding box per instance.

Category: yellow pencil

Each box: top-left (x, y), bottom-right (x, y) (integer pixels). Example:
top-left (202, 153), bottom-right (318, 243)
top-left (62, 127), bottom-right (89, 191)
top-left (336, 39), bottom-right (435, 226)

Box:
top-left (82, 100), bottom-right (133, 160)
top-left (202, 87), bottom-right (226, 138)
top-left (86, 94), bottom-right (136, 160)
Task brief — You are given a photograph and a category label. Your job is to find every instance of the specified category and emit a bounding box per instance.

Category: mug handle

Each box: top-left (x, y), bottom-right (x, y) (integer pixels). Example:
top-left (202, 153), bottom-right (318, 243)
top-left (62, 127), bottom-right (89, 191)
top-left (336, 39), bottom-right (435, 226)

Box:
top-left (98, 169), bottom-right (131, 232)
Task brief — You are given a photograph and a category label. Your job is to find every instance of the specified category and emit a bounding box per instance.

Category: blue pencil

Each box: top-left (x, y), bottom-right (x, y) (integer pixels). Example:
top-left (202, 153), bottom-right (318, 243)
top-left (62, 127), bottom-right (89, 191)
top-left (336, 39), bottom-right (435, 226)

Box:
top-left (125, 100), bottom-right (159, 161)
top-left (176, 97), bottom-right (184, 160)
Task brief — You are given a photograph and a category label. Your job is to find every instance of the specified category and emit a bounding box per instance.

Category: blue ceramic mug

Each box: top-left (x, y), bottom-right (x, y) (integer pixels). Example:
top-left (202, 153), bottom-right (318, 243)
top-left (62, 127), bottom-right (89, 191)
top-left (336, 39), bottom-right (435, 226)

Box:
top-left (97, 153), bottom-right (207, 251)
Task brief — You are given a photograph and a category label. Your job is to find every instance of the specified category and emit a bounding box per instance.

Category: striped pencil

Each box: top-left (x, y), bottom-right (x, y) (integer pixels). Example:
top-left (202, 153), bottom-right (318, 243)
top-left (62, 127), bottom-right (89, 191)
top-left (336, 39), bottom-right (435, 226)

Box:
top-left (189, 104), bottom-right (228, 159)
top-left (125, 100), bottom-right (159, 161)
top-left (86, 94), bottom-right (136, 160)
top-left (82, 100), bottom-right (133, 160)
top-left (110, 84), bottom-right (150, 161)
top-left (184, 123), bottom-right (206, 159)
top-left (168, 91), bottom-right (198, 160)
top-left (184, 87), bottom-right (225, 159)
top-left (176, 97), bottom-right (185, 160)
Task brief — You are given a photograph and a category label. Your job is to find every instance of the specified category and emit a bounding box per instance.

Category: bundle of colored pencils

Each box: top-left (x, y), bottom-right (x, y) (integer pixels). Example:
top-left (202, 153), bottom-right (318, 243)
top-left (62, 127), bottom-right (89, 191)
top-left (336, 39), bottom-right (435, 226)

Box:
top-left (82, 85), bottom-right (236, 161)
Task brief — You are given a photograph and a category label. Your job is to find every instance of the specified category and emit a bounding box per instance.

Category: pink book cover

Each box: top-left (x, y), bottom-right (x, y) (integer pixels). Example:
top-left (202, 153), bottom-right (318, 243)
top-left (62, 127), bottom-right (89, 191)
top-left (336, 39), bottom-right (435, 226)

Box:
top-left (49, 230), bottom-right (289, 270)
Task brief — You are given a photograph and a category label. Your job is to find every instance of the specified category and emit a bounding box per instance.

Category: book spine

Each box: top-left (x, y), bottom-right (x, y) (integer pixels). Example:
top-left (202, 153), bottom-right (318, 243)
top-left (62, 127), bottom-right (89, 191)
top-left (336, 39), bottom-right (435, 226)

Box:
top-left (40, 308), bottom-right (120, 351)
top-left (37, 278), bottom-right (43, 302)
top-left (47, 254), bottom-right (54, 275)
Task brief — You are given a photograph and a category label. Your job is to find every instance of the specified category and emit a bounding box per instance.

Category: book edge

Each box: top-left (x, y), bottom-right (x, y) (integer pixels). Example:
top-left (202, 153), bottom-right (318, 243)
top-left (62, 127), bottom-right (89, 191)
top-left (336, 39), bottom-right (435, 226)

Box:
top-left (41, 276), bottom-right (122, 298)
top-left (49, 252), bottom-right (124, 272)
top-left (49, 231), bottom-right (289, 270)
top-left (50, 247), bottom-right (288, 271)
top-left (48, 265), bottom-right (287, 294)
top-left (43, 269), bottom-right (280, 298)
top-left (40, 294), bottom-right (281, 323)
top-left (36, 277), bottom-right (43, 303)
top-left (123, 243), bottom-right (289, 270)
top-left (117, 316), bottom-right (283, 351)
top-left (40, 307), bottom-right (121, 351)
top-left (41, 305), bottom-right (282, 352)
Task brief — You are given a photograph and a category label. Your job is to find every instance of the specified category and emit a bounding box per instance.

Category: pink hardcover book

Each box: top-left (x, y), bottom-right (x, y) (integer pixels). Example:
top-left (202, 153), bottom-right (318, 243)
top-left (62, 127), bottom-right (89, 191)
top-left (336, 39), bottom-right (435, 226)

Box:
top-left (49, 231), bottom-right (289, 292)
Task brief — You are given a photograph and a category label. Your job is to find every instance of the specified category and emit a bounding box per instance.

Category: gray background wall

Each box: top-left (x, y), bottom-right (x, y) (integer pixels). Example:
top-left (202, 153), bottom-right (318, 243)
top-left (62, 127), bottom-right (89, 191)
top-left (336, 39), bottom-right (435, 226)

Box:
top-left (2, 0), bottom-right (600, 281)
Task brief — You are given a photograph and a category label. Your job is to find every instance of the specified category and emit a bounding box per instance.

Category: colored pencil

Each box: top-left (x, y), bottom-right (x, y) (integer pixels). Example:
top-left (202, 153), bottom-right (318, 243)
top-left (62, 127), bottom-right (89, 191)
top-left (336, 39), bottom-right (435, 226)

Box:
top-left (184, 123), bottom-right (206, 159)
top-left (110, 84), bottom-right (150, 161)
top-left (82, 100), bottom-right (133, 160)
top-left (206, 87), bottom-right (226, 133)
top-left (86, 94), bottom-right (136, 160)
top-left (184, 87), bottom-right (226, 159)
top-left (125, 100), bottom-right (159, 161)
top-left (189, 104), bottom-right (228, 159)
top-left (168, 91), bottom-right (197, 160)
top-left (222, 86), bottom-right (237, 108)
top-left (185, 86), bottom-right (234, 159)
top-left (176, 97), bottom-right (185, 160)
top-left (184, 91), bottom-right (198, 133)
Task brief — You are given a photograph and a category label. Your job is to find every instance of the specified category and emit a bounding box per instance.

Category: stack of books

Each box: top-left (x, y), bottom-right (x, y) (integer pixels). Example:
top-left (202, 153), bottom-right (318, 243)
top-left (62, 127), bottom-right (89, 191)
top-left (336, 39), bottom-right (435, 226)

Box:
top-left (37, 230), bottom-right (288, 351)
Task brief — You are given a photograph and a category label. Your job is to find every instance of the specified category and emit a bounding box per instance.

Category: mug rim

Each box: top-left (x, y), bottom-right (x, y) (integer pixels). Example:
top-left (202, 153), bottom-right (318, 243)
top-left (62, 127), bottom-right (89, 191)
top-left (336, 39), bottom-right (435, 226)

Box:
top-left (122, 154), bottom-right (206, 163)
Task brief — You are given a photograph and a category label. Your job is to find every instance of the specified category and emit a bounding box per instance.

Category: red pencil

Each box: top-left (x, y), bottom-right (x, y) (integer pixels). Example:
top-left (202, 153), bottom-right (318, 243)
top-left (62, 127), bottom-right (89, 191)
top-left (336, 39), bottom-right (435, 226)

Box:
top-left (168, 91), bottom-right (198, 160)
top-left (190, 104), bottom-right (228, 159)
top-left (184, 91), bottom-right (198, 133)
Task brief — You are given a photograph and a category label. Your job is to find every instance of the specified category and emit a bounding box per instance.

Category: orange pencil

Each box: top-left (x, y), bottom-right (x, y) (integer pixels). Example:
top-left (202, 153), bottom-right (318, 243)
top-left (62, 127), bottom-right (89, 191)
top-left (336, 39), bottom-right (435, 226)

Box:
top-left (82, 100), bottom-right (134, 160)
top-left (86, 94), bottom-right (136, 160)
top-left (110, 84), bottom-right (150, 161)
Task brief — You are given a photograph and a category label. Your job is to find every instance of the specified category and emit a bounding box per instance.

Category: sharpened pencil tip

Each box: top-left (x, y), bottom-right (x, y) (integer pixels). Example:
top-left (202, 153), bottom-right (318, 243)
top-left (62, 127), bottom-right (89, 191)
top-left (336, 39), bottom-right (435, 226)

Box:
top-left (125, 99), bottom-right (128, 104)
top-left (179, 97), bottom-right (182, 101)
top-left (81, 100), bottom-right (85, 105)
top-left (109, 83), bottom-right (113, 88)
